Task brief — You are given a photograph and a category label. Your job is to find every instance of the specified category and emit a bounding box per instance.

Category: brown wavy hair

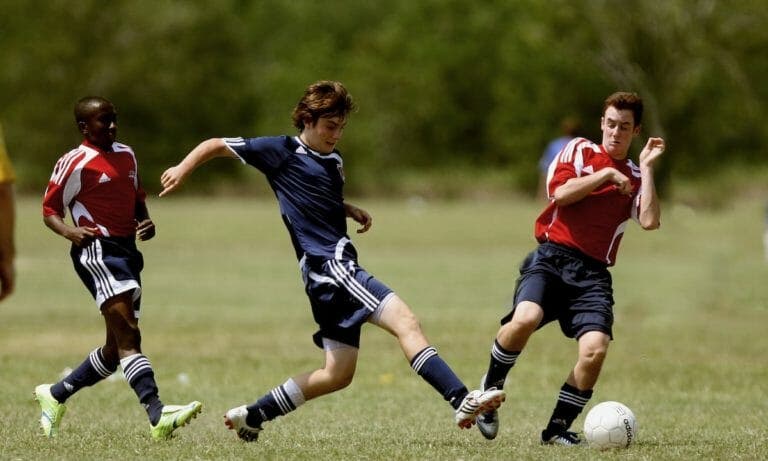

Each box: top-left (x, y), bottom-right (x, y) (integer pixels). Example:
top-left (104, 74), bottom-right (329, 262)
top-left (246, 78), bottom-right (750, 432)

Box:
top-left (291, 81), bottom-right (356, 131)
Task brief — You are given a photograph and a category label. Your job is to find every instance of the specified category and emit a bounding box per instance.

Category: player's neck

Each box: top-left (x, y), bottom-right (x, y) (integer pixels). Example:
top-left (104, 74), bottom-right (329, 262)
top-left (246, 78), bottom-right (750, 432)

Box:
top-left (298, 135), bottom-right (323, 154)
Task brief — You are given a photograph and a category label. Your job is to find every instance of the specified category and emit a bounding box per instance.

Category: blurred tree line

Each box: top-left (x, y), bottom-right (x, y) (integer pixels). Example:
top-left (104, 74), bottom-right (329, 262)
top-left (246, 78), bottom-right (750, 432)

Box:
top-left (1, 0), bottom-right (765, 198)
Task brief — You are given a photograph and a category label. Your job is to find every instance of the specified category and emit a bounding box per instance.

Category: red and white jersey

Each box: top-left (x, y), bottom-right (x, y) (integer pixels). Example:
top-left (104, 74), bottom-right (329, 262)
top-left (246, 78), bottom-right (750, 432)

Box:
top-left (536, 137), bottom-right (642, 266)
top-left (43, 140), bottom-right (147, 238)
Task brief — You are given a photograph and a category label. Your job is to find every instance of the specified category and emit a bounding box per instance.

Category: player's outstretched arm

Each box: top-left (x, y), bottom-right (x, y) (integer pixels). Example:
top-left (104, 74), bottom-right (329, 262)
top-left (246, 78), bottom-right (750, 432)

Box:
top-left (159, 138), bottom-right (236, 197)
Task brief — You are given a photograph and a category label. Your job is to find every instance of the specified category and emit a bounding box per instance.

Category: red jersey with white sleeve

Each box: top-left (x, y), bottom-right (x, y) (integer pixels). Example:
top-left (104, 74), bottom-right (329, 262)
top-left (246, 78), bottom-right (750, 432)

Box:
top-left (43, 140), bottom-right (146, 238)
top-left (536, 137), bottom-right (642, 266)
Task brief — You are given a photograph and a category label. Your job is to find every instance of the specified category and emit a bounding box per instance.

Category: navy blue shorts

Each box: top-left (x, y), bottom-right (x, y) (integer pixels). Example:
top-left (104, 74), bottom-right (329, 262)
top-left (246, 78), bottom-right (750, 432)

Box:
top-left (70, 237), bottom-right (143, 315)
top-left (501, 242), bottom-right (614, 339)
top-left (301, 256), bottom-right (393, 349)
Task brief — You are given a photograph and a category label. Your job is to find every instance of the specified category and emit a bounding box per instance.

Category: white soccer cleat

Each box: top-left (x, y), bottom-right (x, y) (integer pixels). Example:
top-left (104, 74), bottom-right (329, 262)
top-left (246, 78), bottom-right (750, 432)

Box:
top-left (224, 405), bottom-right (262, 442)
top-left (455, 388), bottom-right (506, 429)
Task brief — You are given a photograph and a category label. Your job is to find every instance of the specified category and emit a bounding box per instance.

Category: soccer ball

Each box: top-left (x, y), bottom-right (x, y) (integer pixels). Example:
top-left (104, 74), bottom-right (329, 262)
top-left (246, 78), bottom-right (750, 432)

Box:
top-left (583, 401), bottom-right (637, 450)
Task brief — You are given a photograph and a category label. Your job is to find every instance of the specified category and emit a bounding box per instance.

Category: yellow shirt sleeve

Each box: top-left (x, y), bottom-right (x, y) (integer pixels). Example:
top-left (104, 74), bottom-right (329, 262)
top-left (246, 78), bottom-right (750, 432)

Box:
top-left (0, 124), bottom-right (16, 184)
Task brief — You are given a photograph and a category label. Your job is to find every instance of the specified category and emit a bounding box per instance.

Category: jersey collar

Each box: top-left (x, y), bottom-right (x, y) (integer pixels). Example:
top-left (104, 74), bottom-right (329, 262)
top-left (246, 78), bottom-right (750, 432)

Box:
top-left (82, 139), bottom-right (115, 153)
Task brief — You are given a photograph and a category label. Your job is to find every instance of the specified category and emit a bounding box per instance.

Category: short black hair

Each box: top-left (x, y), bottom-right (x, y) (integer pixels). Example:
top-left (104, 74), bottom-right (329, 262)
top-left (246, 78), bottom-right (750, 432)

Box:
top-left (74, 96), bottom-right (114, 123)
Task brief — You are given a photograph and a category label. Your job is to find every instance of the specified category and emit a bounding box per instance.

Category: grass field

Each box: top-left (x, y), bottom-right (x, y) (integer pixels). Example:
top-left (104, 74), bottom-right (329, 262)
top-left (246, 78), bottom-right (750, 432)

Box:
top-left (1, 195), bottom-right (766, 460)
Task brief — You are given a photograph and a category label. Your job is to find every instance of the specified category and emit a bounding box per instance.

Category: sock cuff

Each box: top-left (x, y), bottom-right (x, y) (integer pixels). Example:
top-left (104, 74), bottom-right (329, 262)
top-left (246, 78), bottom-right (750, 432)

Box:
top-left (90, 348), bottom-right (117, 377)
top-left (410, 346), bottom-right (438, 373)
top-left (491, 340), bottom-right (520, 365)
top-left (120, 354), bottom-right (153, 384)
top-left (559, 382), bottom-right (592, 408)
top-left (283, 378), bottom-right (306, 407)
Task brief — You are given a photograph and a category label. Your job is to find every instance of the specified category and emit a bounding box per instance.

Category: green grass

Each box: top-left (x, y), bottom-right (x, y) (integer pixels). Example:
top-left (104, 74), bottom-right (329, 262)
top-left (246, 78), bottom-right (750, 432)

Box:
top-left (1, 195), bottom-right (767, 460)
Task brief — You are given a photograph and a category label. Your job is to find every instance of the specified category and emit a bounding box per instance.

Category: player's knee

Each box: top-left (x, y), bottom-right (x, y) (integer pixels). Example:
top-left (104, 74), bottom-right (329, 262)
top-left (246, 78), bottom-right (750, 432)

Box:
top-left (580, 345), bottom-right (608, 368)
top-left (510, 302), bottom-right (543, 330)
top-left (386, 305), bottom-right (422, 338)
top-left (326, 369), bottom-right (355, 391)
top-left (100, 344), bottom-right (120, 364)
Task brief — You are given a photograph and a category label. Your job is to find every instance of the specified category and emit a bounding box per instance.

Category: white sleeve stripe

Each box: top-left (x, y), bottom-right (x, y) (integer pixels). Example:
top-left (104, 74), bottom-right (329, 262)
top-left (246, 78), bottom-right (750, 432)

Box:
top-left (222, 138), bottom-right (247, 164)
top-left (52, 150), bottom-right (84, 185)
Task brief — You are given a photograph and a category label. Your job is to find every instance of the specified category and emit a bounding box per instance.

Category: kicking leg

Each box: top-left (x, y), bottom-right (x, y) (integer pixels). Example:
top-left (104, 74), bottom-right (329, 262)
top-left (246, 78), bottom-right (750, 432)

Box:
top-left (370, 295), bottom-right (505, 428)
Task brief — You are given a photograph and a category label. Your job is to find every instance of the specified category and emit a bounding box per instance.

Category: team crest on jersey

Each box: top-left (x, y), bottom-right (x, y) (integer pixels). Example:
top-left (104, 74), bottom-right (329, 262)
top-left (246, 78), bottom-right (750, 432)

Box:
top-left (337, 164), bottom-right (345, 183)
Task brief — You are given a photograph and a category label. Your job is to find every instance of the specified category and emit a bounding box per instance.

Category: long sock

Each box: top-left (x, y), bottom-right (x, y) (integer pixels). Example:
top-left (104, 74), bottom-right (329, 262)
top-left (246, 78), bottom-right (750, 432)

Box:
top-left (483, 340), bottom-right (520, 390)
top-left (120, 354), bottom-right (164, 425)
top-left (51, 347), bottom-right (118, 403)
top-left (544, 382), bottom-right (593, 436)
top-left (246, 378), bottom-right (306, 428)
top-left (410, 346), bottom-right (468, 410)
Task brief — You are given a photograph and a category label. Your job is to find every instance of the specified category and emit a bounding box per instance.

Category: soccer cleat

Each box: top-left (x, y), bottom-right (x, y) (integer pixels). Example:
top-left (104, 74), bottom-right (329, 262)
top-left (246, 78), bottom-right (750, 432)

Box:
top-left (541, 429), bottom-right (582, 446)
top-left (477, 408), bottom-right (500, 440)
top-left (224, 405), bottom-right (262, 442)
top-left (455, 388), bottom-right (506, 429)
top-left (476, 375), bottom-right (500, 440)
top-left (34, 384), bottom-right (67, 438)
top-left (150, 401), bottom-right (203, 440)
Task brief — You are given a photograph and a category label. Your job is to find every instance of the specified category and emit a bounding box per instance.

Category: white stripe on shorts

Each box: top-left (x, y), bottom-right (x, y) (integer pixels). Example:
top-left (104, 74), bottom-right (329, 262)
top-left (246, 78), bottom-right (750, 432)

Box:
top-left (327, 259), bottom-right (379, 311)
top-left (79, 239), bottom-right (141, 310)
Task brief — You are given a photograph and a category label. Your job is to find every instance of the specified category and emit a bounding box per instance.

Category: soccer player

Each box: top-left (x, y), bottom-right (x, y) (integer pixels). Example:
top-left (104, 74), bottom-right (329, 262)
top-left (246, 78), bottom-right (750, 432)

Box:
top-left (159, 80), bottom-right (505, 442)
top-left (0, 123), bottom-right (16, 302)
top-left (36, 96), bottom-right (202, 439)
top-left (476, 92), bottom-right (664, 445)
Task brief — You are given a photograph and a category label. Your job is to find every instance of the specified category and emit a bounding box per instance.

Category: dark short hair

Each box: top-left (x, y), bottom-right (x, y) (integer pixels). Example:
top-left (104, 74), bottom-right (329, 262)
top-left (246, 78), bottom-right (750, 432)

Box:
top-left (74, 96), bottom-right (114, 123)
top-left (291, 81), bottom-right (356, 131)
top-left (603, 92), bottom-right (643, 126)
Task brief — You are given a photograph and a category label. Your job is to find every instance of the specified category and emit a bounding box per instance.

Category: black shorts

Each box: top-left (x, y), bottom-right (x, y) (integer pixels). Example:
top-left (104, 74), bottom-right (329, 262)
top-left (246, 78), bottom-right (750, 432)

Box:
top-left (301, 257), bottom-right (393, 349)
top-left (501, 242), bottom-right (614, 339)
top-left (70, 237), bottom-right (143, 315)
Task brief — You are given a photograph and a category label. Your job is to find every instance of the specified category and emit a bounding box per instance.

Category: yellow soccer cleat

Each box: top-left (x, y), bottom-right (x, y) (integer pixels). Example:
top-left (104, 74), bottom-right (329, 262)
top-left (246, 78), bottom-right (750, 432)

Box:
top-left (150, 401), bottom-right (203, 440)
top-left (34, 384), bottom-right (67, 438)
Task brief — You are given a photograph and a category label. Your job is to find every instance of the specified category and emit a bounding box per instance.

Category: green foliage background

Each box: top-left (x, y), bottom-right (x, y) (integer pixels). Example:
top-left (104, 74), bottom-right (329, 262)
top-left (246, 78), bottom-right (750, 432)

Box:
top-left (1, 0), bottom-right (766, 198)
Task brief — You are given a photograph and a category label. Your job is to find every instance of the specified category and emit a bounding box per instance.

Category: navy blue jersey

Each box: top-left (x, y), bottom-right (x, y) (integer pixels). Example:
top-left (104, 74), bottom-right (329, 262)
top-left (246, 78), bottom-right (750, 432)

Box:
top-left (224, 136), bottom-right (355, 261)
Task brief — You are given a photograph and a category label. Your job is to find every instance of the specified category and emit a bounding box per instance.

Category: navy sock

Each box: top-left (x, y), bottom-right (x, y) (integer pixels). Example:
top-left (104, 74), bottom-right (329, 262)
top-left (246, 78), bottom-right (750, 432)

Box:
top-left (51, 347), bottom-right (118, 403)
top-left (245, 380), bottom-right (305, 428)
top-left (483, 340), bottom-right (520, 391)
top-left (410, 346), bottom-right (468, 409)
top-left (121, 354), bottom-right (164, 425)
top-left (544, 382), bottom-right (593, 435)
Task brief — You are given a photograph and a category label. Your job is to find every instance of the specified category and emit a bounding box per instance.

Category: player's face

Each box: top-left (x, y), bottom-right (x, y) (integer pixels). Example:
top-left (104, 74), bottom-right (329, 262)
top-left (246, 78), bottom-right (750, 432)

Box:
top-left (80, 104), bottom-right (117, 150)
top-left (600, 106), bottom-right (640, 159)
top-left (302, 115), bottom-right (346, 154)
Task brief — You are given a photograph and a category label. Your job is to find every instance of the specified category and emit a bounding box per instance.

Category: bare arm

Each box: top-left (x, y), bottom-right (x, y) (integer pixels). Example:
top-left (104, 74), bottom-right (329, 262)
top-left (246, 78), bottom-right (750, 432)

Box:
top-left (0, 183), bottom-right (15, 301)
top-left (636, 137), bottom-right (665, 230)
top-left (159, 138), bottom-right (237, 197)
top-left (135, 200), bottom-right (155, 241)
top-left (344, 202), bottom-right (372, 233)
top-left (43, 213), bottom-right (99, 247)
top-left (552, 167), bottom-right (631, 207)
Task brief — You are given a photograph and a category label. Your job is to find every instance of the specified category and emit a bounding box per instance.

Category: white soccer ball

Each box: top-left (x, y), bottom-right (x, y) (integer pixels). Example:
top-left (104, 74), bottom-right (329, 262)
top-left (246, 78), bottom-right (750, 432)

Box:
top-left (583, 401), bottom-right (637, 450)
